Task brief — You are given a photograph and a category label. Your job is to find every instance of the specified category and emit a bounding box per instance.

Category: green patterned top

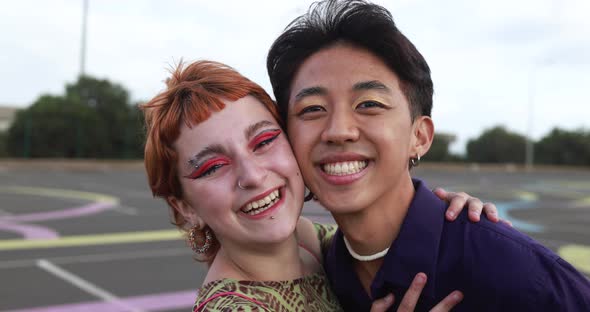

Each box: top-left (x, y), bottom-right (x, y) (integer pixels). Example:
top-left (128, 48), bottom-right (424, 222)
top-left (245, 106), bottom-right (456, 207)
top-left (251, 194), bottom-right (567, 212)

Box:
top-left (192, 223), bottom-right (342, 311)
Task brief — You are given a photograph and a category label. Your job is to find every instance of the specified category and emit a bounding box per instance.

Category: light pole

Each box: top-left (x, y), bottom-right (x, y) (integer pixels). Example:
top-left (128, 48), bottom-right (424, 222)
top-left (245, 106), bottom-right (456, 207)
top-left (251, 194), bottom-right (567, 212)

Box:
top-left (80, 0), bottom-right (88, 77)
top-left (525, 58), bottom-right (554, 171)
top-left (525, 67), bottom-right (535, 171)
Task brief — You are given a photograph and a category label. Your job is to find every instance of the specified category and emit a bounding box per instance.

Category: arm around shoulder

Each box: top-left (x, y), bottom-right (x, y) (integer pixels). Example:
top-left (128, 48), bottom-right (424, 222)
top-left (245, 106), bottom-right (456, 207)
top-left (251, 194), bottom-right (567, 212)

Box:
top-left (296, 217), bottom-right (338, 262)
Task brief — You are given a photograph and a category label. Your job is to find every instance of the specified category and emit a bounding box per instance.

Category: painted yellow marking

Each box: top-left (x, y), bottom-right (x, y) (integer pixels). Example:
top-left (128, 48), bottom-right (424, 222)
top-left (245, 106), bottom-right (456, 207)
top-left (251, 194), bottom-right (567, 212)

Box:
top-left (573, 197), bottom-right (590, 207)
top-left (0, 229), bottom-right (183, 251)
top-left (0, 186), bottom-right (119, 204)
top-left (558, 244), bottom-right (590, 274)
top-left (514, 191), bottom-right (538, 201)
top-left (557, 181), bottom-right (590, 188)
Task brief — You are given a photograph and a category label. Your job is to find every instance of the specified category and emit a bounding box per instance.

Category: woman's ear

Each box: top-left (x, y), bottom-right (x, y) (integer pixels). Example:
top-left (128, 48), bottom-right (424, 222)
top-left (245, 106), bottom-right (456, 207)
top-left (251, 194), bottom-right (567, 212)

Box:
top-left (167, 196), bottom-right (204, 227)
top-left (411, 116), bottom-right (434, 157)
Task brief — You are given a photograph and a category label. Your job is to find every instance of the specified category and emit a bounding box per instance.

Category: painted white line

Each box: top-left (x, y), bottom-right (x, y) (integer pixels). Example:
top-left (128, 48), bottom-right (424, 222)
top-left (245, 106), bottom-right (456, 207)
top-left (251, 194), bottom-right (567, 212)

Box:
top-left (0, 247), bottom-right (189, 269)
top-left (36, 259), bottom-right (145, 312)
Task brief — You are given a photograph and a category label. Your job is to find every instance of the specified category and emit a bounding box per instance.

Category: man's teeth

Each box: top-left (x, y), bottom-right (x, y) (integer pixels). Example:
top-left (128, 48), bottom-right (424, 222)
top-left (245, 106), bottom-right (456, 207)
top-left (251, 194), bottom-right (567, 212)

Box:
top-left (323, 161), bottom-right (367, 176)
top-left (243, 190), bottom-right (280, 215)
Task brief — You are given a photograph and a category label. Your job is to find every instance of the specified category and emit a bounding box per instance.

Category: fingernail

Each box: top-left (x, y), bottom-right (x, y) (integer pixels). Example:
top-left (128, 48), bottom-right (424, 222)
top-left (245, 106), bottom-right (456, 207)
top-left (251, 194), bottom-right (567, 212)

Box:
top-left (447, 211), bottom-right (455, 218)
top-left (385, 294), bottom-right (393, 302)
top-left (417, 274), bottom-right (425, 284)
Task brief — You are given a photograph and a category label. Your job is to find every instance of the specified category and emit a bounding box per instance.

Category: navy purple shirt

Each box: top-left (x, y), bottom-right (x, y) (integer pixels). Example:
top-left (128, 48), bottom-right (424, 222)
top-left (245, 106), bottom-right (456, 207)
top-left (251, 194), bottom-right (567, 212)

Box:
top-left (323, 179), bottom-right (590, 311)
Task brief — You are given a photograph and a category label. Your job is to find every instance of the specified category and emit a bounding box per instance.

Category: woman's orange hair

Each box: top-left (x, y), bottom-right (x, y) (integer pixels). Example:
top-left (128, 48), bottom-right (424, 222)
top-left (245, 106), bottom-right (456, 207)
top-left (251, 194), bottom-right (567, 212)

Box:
top-left (141, 60), bottom-right (280, 256)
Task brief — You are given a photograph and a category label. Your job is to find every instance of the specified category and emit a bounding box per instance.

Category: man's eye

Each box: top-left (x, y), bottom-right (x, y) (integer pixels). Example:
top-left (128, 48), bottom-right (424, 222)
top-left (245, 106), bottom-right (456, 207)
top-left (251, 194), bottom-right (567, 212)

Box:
top-left (357, 100), bottom-right (386, 109)
top-left (298, 105), bottom-right (325, 116)
top-left (252, 129), bottom-right (282, 151)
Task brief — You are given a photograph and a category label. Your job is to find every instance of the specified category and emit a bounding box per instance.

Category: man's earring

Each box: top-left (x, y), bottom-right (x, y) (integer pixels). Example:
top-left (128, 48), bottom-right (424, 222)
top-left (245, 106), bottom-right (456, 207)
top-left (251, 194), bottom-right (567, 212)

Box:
top-left (410, 154), bottom-right (421, 168)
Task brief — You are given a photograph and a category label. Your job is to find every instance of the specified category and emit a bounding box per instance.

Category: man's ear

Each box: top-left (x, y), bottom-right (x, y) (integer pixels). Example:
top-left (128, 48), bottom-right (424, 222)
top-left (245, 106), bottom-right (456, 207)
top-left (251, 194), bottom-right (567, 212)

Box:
top-left (411, 116), bottom-right (434, 158)
top-left (167, 196), bottom-right (204, 227)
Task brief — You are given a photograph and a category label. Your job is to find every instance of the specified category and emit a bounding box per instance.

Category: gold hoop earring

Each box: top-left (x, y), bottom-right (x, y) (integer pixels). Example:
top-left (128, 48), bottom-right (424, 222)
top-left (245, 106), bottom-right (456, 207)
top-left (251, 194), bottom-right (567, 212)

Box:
top-left (187, 226), bottom-right (213, 254)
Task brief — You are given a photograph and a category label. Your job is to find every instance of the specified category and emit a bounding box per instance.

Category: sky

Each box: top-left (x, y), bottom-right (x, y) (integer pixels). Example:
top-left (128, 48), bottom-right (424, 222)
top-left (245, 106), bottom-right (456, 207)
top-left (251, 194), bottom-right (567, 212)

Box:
top-left (1, 0), bottom-right (588, 153)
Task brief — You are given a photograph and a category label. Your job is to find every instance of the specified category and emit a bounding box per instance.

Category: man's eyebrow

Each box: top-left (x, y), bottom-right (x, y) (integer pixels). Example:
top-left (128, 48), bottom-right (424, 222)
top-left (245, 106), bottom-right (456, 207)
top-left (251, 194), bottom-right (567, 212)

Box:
top-left (187, 144), bottom-right (225, 169)
top-left (353, 80), bottom-right (391, 93)
top-left (245, 120), bottom-right (275, 140)
top-left (294, 86), bottom-right (326, 102)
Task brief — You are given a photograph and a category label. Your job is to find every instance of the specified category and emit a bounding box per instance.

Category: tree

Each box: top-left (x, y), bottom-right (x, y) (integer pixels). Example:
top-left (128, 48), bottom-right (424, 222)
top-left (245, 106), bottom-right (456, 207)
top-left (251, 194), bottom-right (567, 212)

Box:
top-left (535, 128), bottom-right (590, 166)
top-left (466, 126), bottom-right (527, 163)
top-left (7, 95), bottom-right (101, 157)
top-left (0, 131), bottom-right (7, 157)
top-left (66, 76), bottom-right (134, 157)
top-left (6, 76), bottom-right (144, 158)
top-left (425, 132), bottom-right (457, 162)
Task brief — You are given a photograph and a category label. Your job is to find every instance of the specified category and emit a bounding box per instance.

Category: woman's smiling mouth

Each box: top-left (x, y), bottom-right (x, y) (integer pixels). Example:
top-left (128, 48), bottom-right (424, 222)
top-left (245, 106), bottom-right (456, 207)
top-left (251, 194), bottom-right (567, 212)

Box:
top-left (241, 189), bottom-right (282, 216)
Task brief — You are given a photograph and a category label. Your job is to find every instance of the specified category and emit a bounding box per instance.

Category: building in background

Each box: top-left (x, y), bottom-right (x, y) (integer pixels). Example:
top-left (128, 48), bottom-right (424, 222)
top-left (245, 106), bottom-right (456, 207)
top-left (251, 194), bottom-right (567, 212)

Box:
top-left (0, 106), bottom-right (18, 131)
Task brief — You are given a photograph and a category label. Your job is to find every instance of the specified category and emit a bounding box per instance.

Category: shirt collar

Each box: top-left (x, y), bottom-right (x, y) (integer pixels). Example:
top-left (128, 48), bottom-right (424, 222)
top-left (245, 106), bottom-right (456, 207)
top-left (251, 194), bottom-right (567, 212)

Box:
top-left (324, 179), bottom-right (447, 306)
top-left (371, 178), bottom-right (446, 300)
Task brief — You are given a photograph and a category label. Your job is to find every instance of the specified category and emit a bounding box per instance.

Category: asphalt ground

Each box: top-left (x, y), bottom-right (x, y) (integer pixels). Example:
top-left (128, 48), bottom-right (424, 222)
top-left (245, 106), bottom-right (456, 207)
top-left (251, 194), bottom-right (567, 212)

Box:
top-left (0, 162), bottom-right (589, 311)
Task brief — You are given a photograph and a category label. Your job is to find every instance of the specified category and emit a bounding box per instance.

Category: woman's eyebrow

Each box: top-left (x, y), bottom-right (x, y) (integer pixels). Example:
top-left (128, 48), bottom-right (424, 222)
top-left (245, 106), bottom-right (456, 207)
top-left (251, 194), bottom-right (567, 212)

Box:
top-left (187, 144), bottom-right (225, 169)
top-left (244, 120), bottom-right (275, 140)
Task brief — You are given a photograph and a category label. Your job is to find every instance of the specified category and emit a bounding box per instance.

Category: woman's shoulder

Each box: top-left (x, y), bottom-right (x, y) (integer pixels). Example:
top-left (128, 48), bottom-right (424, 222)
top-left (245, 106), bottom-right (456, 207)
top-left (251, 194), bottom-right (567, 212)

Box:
top-left (297, 217), bottom-right (337, 244)
top-left (313, 222), bottom-right (337, 243)
top-left (295, 218), bottom-right (338, 271)
top-left (297, 217), bottom-right (337, 252)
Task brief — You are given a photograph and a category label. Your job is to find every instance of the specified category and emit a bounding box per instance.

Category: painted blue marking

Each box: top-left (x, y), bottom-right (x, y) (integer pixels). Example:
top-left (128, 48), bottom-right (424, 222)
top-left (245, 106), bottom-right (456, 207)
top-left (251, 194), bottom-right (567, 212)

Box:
top-left (496, 200), bottom-right (543, 233)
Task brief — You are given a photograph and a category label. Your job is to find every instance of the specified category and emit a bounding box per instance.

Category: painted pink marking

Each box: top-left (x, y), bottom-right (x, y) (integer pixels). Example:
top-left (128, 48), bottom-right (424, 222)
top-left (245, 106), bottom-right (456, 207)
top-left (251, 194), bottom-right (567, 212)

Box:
top-left (3, 290), bottom-right (196, 312)
top-left (0, 201), bottom-right (116, 223)
top-left (0, 221), bottom-right (59, 239)
top-left (0, 201), bottom-right (117, 240)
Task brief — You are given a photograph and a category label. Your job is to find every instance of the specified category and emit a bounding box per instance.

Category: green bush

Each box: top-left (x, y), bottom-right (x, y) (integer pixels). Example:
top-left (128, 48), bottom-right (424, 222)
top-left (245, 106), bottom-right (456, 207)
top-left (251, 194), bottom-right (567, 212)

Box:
top-left (466, 126), bottom-right (527, 163)
top-left (535, 128), bottom-right (590, 166)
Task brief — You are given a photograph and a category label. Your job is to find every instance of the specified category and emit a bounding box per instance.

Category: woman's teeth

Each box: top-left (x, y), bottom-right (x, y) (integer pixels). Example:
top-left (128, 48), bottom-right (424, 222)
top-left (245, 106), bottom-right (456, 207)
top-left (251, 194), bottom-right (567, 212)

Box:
top-left (323, 161), bottom-right (367, 176)
top-left (242, 190), bottom-right (280, 215)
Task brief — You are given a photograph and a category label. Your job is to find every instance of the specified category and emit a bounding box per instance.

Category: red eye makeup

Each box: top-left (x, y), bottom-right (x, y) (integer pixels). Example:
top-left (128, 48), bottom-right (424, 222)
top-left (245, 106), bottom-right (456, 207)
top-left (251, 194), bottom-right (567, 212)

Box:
top-left (185, 156), bottom-right (230, 179)
top-left (248, 129), bottom-right (282, 150)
